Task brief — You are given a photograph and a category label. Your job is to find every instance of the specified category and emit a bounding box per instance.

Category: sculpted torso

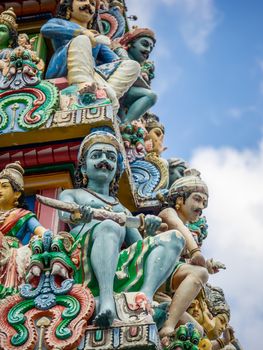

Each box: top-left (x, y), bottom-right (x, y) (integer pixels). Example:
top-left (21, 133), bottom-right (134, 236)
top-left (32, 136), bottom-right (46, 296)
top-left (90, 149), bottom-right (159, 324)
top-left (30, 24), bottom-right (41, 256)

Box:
top-left (59, 188), bottom-right (128, 236)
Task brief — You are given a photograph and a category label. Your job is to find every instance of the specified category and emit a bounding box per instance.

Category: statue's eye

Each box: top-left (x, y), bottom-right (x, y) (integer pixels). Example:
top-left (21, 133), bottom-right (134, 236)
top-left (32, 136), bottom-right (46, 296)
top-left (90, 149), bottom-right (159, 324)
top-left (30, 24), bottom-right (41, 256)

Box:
top-left (179, 334), bottom-right (186, 341)
top-left (51, 244), bottom-right (60, 252)
top-left (34, 247), bottom-right (42, 254)
top-left (191, 337), bottom-right (199, 345)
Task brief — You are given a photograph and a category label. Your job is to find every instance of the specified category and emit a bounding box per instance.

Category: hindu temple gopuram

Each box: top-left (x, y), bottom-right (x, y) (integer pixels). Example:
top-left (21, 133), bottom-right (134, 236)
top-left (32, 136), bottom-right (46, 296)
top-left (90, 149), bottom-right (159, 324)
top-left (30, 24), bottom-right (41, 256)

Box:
top-left (0, 1), bottom-right (244, 350)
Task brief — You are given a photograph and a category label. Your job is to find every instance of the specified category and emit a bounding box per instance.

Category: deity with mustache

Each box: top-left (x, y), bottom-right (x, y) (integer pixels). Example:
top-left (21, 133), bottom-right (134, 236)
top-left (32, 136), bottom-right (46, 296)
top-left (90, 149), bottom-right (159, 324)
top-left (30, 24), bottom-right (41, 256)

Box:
top-left (116, 27), bottom-right (157, 122)
top-left (40, 0), bottom-right (140, 114)
top-left (58, 130), bottom-right (187, 328)
top-left (157, 169), bottom-right (210, 339)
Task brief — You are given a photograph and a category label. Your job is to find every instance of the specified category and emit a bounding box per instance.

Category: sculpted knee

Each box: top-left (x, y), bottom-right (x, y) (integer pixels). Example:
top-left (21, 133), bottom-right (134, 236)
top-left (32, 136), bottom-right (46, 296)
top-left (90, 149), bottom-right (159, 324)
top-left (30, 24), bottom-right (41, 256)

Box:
top-left (147, 90), bottom-right (157, 104)
top-left (158, 230), bottom-right (185, 253)
top-left (197, 266), bottom-right (209, 284)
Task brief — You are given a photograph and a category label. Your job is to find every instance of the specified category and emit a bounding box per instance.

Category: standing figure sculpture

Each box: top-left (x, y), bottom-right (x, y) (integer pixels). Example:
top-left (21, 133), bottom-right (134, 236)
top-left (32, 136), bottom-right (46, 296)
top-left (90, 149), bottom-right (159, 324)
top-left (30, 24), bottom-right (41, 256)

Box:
top-left (158, 169), bottom-right (210, 338)
top-left (0, 162), bottom-right (47, 298)
top-left (117, 27), bottom-right (157, 122)
top-left (58, 130), bottom-right (186, 328)
top-left (0, 7), bottom-right (18, 60)
top-left (41, 0), bottom-right (140, 114)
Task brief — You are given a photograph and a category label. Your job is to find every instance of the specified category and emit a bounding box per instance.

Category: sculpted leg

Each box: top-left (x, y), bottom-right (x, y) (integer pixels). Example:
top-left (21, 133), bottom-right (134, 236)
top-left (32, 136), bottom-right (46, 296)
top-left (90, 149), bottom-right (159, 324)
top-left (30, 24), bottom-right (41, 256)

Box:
top-left (160, 264), bottom-right (209, 337)
top-left (123, 87), bottom-right (157, 122)
top-left (107, 60), bottom-right (140, 100)
top-left (91, 220), bottom-right (125, 327)
top-left (140, 230), bottom-right (185, 301)
top-left (67, 35), bottom-right (95, 85)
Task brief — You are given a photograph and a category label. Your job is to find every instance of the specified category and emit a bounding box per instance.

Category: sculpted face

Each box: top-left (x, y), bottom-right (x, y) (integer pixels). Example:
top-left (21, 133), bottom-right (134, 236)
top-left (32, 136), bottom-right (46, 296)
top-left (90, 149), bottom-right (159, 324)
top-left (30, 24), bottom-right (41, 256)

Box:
top-left (177, 192), bottom-right (208, 223)
top-left (207, 313), bottom-right (228, 339)
top-left (71, 0), bottom-right (97, 25)
top-left (0, 24), bottom-right (10, 49)
top-left (0, 178), bottom-right (21, 211)
top-left (169, 164), bottom-right (187, 187)
top-left (128, 36), bottom-right (155, 64)
top-left (187, 299), bottom-right (203, 324)
top-left (83, 143), bottom-right (118, 185)
top-left (147, 127), bottom-right (164, 155)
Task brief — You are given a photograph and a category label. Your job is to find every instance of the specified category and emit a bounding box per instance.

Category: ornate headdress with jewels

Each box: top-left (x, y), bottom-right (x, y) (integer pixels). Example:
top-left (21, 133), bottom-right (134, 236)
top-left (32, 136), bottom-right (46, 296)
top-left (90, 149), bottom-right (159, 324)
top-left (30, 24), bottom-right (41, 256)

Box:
top-left (0, 7), bottom-right (18, 31)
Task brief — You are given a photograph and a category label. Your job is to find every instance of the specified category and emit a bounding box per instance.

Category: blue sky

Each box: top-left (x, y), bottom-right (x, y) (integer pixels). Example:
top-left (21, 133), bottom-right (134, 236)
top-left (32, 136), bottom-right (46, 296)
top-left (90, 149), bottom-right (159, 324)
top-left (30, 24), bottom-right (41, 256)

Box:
top-left (127, 0), bottom-right (263, 159)
top-left (127, 1), bottom-right (263, 348)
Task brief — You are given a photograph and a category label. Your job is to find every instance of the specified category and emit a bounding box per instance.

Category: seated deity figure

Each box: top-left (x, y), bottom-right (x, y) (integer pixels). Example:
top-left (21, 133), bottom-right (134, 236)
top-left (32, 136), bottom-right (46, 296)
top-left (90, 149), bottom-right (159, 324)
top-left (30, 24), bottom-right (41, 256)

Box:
top-left (58, 130), bottom-right (186, 327)
top-left (116, 27), bottom-right (157, 122)
top-left (41, 0), bottom-right (140, 114)
top-left (0, 162), bottom-right (47, 298)
top-left (0, 7), bottom-right (18, 60)
top-left (158, 169), bottom-right (210, 338)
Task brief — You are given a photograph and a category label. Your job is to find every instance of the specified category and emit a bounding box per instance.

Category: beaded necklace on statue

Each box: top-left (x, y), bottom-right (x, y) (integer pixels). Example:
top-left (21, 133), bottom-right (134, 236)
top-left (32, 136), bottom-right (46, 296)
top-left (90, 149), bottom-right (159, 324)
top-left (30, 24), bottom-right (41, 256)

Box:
top-left (0, 208), bottom-right (17, 226)
top-left (81, 187), bottom-right (119, 211)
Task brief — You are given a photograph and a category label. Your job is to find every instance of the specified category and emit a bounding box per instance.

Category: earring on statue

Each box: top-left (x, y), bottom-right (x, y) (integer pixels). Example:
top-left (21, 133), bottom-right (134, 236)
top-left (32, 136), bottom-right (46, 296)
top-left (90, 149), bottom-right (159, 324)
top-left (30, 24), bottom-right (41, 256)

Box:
top-left (175, 203), bottom-right (180, 211)
top-left (83, 174), bottom-right (88, 186)
top-left (14, 200), bottom-right (19, 207)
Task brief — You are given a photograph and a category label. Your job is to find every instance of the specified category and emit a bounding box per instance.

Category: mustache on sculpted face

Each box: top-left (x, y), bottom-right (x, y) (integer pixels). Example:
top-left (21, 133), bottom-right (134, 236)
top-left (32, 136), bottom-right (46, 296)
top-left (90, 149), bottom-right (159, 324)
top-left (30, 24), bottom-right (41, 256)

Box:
top-left (79, 4), bottom-right (94, 14)
top-left (94, 160), bottom-right (114, 171)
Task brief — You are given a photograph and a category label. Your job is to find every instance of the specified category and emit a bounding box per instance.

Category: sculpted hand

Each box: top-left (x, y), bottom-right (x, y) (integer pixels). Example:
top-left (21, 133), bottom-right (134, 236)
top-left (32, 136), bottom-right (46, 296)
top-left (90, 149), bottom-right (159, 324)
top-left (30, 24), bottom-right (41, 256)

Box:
top-left (144, 215), bottom-right (162, 236)
top-left (206, 258), bottom-right (226, 274)
top-left (190, 251), bottom-right (206, 267)
top-left (223, 326), bottom-right (235, 344)
top-left (77, 205), bottom-right (93, 223)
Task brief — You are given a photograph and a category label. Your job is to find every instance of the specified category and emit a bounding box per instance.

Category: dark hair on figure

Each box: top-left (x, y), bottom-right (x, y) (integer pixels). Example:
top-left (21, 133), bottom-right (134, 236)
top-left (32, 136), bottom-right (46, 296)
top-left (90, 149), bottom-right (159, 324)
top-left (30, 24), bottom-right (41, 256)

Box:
top-left (1, 175), bottom-right (28, 209)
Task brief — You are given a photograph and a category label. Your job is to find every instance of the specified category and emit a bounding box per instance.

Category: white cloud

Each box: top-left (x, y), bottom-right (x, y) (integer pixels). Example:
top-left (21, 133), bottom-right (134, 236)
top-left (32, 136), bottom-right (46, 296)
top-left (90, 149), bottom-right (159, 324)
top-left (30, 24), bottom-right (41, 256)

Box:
top-left (190, 142), bottom-right (263, 349)
top-left (168, 0), bottom-right (221, 54)
top-left (126, 0), bottom-right (220, 55)
top-left (227, 105), bottom-right (256, 119)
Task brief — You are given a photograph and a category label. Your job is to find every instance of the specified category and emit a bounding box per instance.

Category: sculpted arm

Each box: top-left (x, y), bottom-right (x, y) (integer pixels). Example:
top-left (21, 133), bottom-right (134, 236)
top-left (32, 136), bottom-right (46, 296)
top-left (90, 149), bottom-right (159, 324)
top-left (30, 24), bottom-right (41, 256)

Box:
top-left (41, 18), bottom-right (84, 41)
top-left (58, 189), bottom-right (76, 223)
top-left (159, 207), bottom-right (198, 252)
top-left (159, 207), bottom-right (206, 266)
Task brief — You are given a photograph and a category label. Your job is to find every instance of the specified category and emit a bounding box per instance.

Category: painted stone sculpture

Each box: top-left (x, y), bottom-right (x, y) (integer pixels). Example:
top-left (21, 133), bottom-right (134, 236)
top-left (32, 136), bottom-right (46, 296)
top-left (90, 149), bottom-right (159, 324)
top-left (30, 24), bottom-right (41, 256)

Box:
top-left (162, 323), bottom-right (201, 350)
top-left (0, 7), bottom-right (18, 60)
top-left (117, 27), bottom-right (157, 122)
top-left (158, 169), bottom-right (209, 338)
top-left (99, 0), bottom-right (126, 39)
top-left (129, 114), bottom-right (169, 199)
top-left (58, 130), bottom-right (186, 328)
top-left (41, 0), bottom-right (140, 114)
top-left (0, 230), bottom-right (95, 350)
top-left (0, 162), bottom-right (47, 298)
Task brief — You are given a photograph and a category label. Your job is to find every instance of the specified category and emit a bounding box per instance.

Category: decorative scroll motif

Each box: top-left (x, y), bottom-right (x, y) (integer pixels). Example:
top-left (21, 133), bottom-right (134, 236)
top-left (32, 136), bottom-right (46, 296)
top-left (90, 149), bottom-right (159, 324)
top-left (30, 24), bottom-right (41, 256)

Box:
top-left (82, 323), bottom-right (161, 350)
top-left (0, 231), bottom-right (95, 350)
top-left (130, 155), bottom-right (169, 199)
top-left (0, 82), bottom-right (59, 131)
top-left (130, 159), bottom-right (160, 198)
top-left (145, 152), bottom-right (169, 191)
top-left (100, 7), bottom-right (126, 39)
